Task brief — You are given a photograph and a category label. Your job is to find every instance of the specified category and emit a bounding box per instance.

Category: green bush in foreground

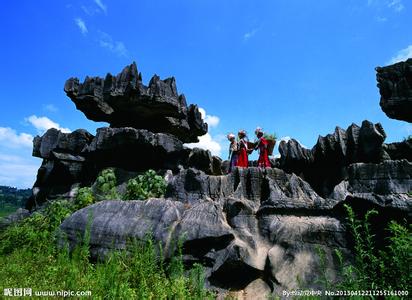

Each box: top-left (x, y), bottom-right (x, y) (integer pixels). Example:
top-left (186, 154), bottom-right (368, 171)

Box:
top-left (334, 205), bottom-right (411, 292)
top-left (124, 169), bottom-right (167, 200)
top-left (95, 168), bottom-right (119, 200)
top-left (0, 198), bottom-right (212, 299)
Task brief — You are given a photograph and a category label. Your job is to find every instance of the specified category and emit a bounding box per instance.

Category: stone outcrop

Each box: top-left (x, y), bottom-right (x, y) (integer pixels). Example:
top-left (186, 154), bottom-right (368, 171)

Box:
top-left (331, 159), bottom-right (412, 217)
top-left (83, 127), bottom-right (188, 171)
top-left (376, 58), bottom-right (412, 122)
top-left (0, 208), bottom-right (30, 232)
top-left (278, 120), bottom-right (390, 197)
top-left (60, 167), bottom-right (354, 295)
top-left (64, 62), bottom-right (207, 142)
top-left (384, 139), bottom-right (412, 161)
top-left (29, 63), bottom-right (212, 209)
top-left (28, 129), bottom-right (96, 209)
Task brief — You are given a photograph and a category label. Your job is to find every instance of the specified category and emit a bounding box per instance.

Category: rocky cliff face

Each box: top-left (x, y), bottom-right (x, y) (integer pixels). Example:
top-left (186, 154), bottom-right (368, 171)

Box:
top-left (376, 58), bottom-right (412, 122)
top-left (64, 62), bottom-right (207, 142)
top-left (28, 64), bottom-right (217, 209)
top-left (60, 163), bottom-right (411, 296)
top-left (21, 61), bottom-right (412, 298)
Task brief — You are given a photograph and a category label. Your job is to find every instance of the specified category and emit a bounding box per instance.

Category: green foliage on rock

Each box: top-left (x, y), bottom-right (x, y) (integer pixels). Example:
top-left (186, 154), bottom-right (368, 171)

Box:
top-left (124, 170), bottom-right (167, 200)
top-left (95, 168), bottom-right (119, 200)
top-left (74, 187), bottom-right (95, 209)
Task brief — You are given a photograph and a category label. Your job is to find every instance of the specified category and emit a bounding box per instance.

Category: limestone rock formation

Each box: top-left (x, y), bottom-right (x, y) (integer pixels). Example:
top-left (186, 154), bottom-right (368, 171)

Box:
top-left (60, 167), bottom-right (352, 294)
top-left (28, 129), bottom-right (96, 209)
top-left (83, 127), bottom-right (188, 171)
top-left (23, 61), bottom-right (412, 297)
top-left (64, 62), bottom-right (207, 142)
top-left (384, 139), bottom-right (412, 161)
top-left (28, 63), bottom-right (214, 209)
top-left (376, 58), bottom-right (412, 122)
top-left (331, 159), bottom-right (412, 217)
top-left (278, 120), bottom-right (389, 197)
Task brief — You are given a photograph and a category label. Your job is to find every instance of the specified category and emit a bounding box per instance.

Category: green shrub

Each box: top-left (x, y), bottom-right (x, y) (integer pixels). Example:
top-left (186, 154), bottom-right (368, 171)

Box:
top-left (124, 169), bottom-right (167, 200)
top-left (74, 187), bottom-right (95, 209)
top-left (0, 220), bottom-right (213, 299)
top-left (334, 204), bottom-right (411, 291)
top-left (95, 168), bottom-right (119, 200)
top-left (263, 132), bottom-right (277, 140)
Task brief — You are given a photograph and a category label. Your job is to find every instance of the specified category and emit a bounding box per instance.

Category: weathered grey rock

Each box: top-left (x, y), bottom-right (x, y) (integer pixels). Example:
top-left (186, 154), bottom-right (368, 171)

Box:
top-left (358, 120), bottom-right (386, 163)
top-left (0, 208), bottom-right (30, 232)
top-left (278, 138), bottom-right (313, 173)
top-left (64, 62), bottom-right (207, 142)
top-left (33, 128), bottom-right (94, 159)
top-left (187, 147), bottom-right (213, 174)
top-left (330, 160), bottom-right (412, 219)
top-left (59, 167), bottom-right (351, 295)
top-left (83, 127), bottom-right (189, 171)
top-left (384, 139), bottom-right (412, 161)
top-left (279, 121), bottom-right (388, 197)
top-left (212, 156), bottom-right (223, 175)
top-left (166, 167), bottom-right (335, 211)
top-left (263, 215), bottom-right (347, 291)
top-left (376, 58), bottom-right (412, 122)
top-left (59, 199), bottom-right (185, 259)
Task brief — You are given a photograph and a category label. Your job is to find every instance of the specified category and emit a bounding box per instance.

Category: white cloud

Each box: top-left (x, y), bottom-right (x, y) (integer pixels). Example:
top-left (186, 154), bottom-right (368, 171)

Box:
top-left (243, 28), bottom-right (258, 41)
top-left (94, 0), bottom-right (107, 14)
top-left (368, 0), bottom-right (404, 12)
top-left (25, 115), bottom-right (71, 134)
top-left (185, 133), bottom-right (222, 157)
top-left (43, 104), bottom-right (58, 112)
top-left (388, 45), bottom-right (412, 64)
top-left (74, 18), bottom-right (88, 35)
top-left (198, 107), bottom-right (220, 128)
top-left (98, 31), bottom-right (128, 57)
top-left (387, 0), bottom-right (404, 12)
top-left (0, 155), bottom-right (39, 188)
top-left (0, 127), bottom-right (33, 148)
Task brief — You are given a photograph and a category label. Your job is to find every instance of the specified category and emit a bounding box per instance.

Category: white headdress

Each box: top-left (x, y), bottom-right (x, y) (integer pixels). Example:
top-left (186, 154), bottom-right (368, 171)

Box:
top-left (227, 133), bottom-right (235, 140)
top-left (255, 127), bottom-right (263, 135)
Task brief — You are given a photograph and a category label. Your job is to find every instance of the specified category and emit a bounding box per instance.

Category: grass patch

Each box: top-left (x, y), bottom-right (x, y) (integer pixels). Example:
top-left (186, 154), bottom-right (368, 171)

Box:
top-left (0, 204), bottom-right (20, 218)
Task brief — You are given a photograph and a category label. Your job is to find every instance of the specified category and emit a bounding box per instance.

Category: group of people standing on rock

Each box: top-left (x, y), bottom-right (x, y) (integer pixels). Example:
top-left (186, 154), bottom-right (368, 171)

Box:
top-left (227, 127), bottom-right (271, 173)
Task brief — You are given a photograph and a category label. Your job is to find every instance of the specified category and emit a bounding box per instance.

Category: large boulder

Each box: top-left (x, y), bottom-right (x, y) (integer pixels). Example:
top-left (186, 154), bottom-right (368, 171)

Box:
top-left (28, 129), bottom-right (95, 210)
top-left (33, 128), bottom-right (94, 159)
top-left (384, 139), bottom-right (412, 161)
top-left (376, 58), bottom-right (412, 122)
top-left (83, 127), bottom-right (189, 171)
top-left (64, 62), bottom-right (208, 142)
top-left (331, 159), bottom-right (412, 218)
top-left (60, 167), bottom-right (351, 295)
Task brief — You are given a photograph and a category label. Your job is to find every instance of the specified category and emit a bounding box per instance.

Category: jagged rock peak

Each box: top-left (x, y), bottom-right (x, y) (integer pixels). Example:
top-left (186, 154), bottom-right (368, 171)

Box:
top-left (376, 58), bottom-right (412, 122)
top-left (64, 62), bottom-right (208, 142)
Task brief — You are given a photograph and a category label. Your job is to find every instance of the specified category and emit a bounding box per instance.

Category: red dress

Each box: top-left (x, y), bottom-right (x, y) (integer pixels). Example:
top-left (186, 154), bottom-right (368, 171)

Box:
top-left (236, 138), bottom-right (249, 168)
top-left (257, 137), bottom-right (271, 168)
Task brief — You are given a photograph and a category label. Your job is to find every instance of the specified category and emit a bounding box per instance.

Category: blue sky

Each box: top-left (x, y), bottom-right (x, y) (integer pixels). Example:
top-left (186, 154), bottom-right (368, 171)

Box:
top-left (0, 0), bottom-right (411, 188)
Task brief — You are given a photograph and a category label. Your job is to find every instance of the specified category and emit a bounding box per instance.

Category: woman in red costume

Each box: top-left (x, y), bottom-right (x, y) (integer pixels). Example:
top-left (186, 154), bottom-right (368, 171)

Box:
top-left (254, 127), bottom-right (271, 168)
top-left (236, 130), bottom-right (249, 168)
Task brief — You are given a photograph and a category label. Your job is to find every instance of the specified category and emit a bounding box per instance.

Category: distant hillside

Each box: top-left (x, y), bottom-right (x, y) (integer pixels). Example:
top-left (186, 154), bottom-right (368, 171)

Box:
top-left (0, 186), bottom-right (31, 217)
